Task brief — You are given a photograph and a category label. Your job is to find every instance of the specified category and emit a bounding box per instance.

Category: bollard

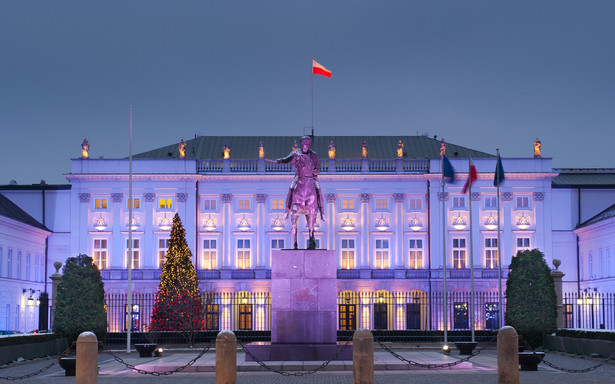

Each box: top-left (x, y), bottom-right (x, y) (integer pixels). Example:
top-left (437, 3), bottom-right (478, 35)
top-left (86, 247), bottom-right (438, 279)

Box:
top-left (353, 328), bottom-right (374, 384)
top-left (76, 331), bottom-right (98, 384)
top-left (497, 326), bottom-right (519, 384)
top-left (215, 330), bottom-right (237, 384)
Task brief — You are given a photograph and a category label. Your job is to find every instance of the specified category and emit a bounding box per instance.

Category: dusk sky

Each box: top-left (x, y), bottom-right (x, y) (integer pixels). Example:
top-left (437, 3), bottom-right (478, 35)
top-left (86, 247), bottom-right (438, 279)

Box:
top-left (2, 1), bottom-right (614, 185)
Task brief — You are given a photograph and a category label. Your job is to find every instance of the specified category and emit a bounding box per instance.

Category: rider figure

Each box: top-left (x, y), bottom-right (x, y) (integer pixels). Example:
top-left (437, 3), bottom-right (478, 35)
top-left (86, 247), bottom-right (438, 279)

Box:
top-left (276, 135), bottom-right (325, 221)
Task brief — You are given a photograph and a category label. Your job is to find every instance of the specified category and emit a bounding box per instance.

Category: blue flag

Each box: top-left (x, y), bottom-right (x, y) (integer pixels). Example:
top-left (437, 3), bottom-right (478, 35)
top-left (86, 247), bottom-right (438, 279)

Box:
top-left (494, 154), bottom-right (505, 186)
top-left (442, 155), bottom-right (455, 182)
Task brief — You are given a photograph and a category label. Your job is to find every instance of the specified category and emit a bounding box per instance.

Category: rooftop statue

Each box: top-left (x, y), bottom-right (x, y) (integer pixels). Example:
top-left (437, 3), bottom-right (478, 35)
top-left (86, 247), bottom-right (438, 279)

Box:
top-left (274, 135), bottom-right (324, 250)
top-left (362, 140), bottom-right (368, 159)
top-left (81, 139), bottom-right (89, 159)
top-left (328, 140), bottom-right (336, 159)
top-left (178, 139), bottom-right (186, 158)
top-left (396, 139), bottom-right (404, 158)
top-left (439, 139), bottom-right (446, 157)
top-left (533, 138), bottom-right (542, 158)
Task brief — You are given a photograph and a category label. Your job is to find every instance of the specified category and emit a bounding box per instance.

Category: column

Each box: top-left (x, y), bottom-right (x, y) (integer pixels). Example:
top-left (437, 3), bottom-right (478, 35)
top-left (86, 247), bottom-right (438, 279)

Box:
top-left (143, 193), bottom-right (156, 268)
top-left (78, 193), bottom-right (90, 255)
top-left (111, 193), bottom-right (124, 268)
top-left (393, 193), bottom-right (405, 268)
top-left (470, 192), bottom-right (481, 269)
top-left (221, 194), bottom-right (233, 268)
top-left (326, 194), bottom-right (337, 252)
top-left (255, 194), bottom-right (267, 268)
top-left (359, 193), bottom-right (371, 268)
top-left (500, 192), bottom-right (513, 268)
top-left (551, 259), bottom-right (565, 328)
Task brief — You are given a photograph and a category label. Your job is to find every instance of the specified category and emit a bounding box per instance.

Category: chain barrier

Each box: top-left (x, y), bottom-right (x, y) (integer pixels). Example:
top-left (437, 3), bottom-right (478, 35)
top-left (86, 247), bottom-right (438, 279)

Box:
top-left (0, 343), bottom-right (75, 381)
top-left (238, 335), bottom-right (353, 376)
top-left (102, 342), bottom-right (212, 376)
top-left (375, 339), bottom-right (481, 369)
top-left (519, 338), bottom-right (615, 373)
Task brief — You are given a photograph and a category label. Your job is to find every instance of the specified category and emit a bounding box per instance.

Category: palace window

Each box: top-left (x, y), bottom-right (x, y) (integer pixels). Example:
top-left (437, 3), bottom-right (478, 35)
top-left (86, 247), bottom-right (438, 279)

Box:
top-left (516, 237), bottom-right (531, 254)
top-left (25, 253), bottom-right (31, 281)
top-left (34, 254), bottom-right (39, 282)
top-left (158, 238), bottom-right (170, 268)
top-left (341, 239), bottom-right (356, 269)
top-left (452, 238), bottom-right (466, 269)
top-left (375, 239), bottom-right (389, 269)
top-left (599, 249), bottom-right (604, 279)
top-left (203, 199), bottom-right (217, 211)
top-left (16, 251), bottom-right (22, 279)
top-left (202, 239), bottom-right (217, 269)
top-left (271, 199), bottom-right (284, 211)
top-left (127, 198), bottom-right (140, 210)
top-left (159, 197), bottom-right (173, 210)
top-left (0, 247), bottom-right (2, 277)
top-left (607, 247), bottom-right (612, 278)
top-left (236, 239), bottom-right (251, 269)
top-left (237, 199), bottom-right (251, 211)
top-left (94, 198), bottom-right (108, 210)
top-left (589, 251), bottom-right (594, 279)
top-left (452, 196), bottom-right (467, 210)
top-left (94, 239), bottom-right (108, 270)
top-left (305, 238), bottom-right (320, 249)
top-left (408, 239), bottom-right (423, 269)
top-left (7, 249), bottom-right (12, 278)
top-left (271, 239), bottom-right (285, 251)
top-left (485, 238), bottom-right (498, 269)
top-left (515, 195), bottom-right (531, 210)
top-left (408, 198), bottom-right (423, 211)
top-left (375, 198), bottom-right (388, 210)
top-left (484, 196), bottom-right (497, 210)
top-left (125, 238), bottom-right (140, 269)
top-left (341, 199), bottom-right (355, 210)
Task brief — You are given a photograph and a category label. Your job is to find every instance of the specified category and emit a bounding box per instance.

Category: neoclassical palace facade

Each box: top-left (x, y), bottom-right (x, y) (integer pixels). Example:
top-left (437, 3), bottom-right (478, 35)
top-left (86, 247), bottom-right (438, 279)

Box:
top-left (2, 135), bottom-right (614, 332)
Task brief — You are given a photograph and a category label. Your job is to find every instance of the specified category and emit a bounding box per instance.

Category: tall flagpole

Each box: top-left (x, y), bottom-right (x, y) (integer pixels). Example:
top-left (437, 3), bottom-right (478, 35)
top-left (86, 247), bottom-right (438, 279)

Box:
top-left (496, 149), bottom-right (503, 328)
top-left (468, 156), bottom-right (475, 343)
top-left (311, 56), bottom-right (314, 130)
top-left (126, 105), bottom-right (133, 353)
top-left (441, 154), bottom-right (448, 346)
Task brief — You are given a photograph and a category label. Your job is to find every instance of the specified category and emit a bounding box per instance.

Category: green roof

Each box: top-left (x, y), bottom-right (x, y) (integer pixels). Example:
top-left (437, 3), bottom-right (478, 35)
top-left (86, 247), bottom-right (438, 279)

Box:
top-left (552, 169), bottom-right (615, 188)
top-left (134, 135), bottom-right (494, 160)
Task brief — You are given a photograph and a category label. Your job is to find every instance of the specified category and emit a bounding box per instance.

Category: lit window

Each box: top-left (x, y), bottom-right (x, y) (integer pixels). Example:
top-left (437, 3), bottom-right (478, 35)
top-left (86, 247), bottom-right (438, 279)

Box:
top-left (271, 199), bottom-right (284, 211)
top-left (271, 239), bottom-right (285, 250)
top-left (452, 238), bottom-right (466, 269)
top-left (375, 239), bottom-right (389, 269)
top-left (341, 199), bottom-right (355, 210)
top-left (485, 238), bottom-right (498, 269)
top-left (452, 196), bottom-right (466, 210)
top-left (237, 239), bottom-right (251, 269)
top-left (94, 239), bottom-right (108, 270)
top-left (375, 199), bottom-right (388, 210)
top-left (159, 198), bottom-right (173, 210)
top-left (203, 239), bottom-right (217, 269)
top-left (127, 198), bottom-right (140, 210)
top-left (238, 199), bottom-right (251, 210)
top-left (341, 239), bottom-right (355, 269)
top-left (158, 238), bottom-right (170, 268)
top-left (203, 199), bottom-right (217, 211)
top-left (94, 198), bottom-right (107, 210)
top-left (515, 196), bottom-right (531, 210)
top-left (408, 198), bottom-right (423, 211)
top-left (516, 237), bottom-right (530, 254)
top-left (408, 239), bottom-right (423, 269)
top-left (484, 196), bottom-right (497, 209)
top-left (125, 238), bottom-right (140, 269)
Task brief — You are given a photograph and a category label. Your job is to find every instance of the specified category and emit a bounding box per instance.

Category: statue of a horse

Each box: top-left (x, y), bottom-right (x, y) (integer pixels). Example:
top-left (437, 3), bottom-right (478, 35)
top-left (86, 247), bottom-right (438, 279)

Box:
top-left (289, 176), bottom-right (319, 250)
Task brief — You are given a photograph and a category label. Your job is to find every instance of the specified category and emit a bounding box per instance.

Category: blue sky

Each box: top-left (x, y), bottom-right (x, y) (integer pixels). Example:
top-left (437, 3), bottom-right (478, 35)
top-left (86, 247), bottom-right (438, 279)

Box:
top-left (1, 1), bottom-right (614, 184)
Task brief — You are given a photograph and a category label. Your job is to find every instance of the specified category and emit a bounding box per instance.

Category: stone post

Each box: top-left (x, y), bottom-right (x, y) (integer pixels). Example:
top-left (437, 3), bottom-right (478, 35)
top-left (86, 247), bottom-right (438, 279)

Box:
top-left (215, 330), bottom-right (237, 384)
top-left (497, 326), bottom-right (519, 384)
top-left (76, 331), bottom-right (98, 384)
top-left (551, 259), bottom-right (565, 328)
top-left (49, 261), bottom-right (63, 326)
top-left (353, 329), bottom-right (374, 384)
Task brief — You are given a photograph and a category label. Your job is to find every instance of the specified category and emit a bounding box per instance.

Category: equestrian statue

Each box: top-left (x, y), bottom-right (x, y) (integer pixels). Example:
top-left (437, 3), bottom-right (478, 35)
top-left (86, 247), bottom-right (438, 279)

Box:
top-left (272, 135), bottom-right (325, 250)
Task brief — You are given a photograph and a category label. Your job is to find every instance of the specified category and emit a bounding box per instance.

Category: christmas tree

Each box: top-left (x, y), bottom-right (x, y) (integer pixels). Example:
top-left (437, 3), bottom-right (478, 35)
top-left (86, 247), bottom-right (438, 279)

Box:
top-left (150, 213), bottom-right (204, 341)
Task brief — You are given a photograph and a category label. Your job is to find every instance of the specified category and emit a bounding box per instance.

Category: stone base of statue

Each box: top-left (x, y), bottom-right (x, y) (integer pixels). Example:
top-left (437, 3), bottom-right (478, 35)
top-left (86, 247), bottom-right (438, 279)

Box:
top-left (244, 250), bottom-right (352, 361)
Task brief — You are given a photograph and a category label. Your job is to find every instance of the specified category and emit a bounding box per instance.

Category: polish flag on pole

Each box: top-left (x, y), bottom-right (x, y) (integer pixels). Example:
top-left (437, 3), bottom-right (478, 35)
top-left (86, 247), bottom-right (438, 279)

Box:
top-left (312, 59), bottom-right (332, 78)
top-left (462, 158), bottom-right (478, 194)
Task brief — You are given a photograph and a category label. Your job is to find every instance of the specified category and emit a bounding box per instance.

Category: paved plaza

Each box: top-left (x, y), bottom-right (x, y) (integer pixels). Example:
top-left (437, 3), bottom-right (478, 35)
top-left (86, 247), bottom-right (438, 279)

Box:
top-left (1, 346), bottom-right (614, 383)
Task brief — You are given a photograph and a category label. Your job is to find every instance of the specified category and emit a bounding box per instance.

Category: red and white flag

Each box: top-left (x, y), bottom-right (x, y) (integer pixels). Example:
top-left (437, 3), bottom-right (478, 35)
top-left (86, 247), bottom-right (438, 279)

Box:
top-left (312, 59), bottom-right (332, 78)
top-left (462, 159), bottom-right (477, 194)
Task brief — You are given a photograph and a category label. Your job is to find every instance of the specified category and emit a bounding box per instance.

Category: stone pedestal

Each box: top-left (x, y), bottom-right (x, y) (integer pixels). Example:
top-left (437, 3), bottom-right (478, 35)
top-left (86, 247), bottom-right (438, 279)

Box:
top-left (245, 250), bottom-right (352, 361)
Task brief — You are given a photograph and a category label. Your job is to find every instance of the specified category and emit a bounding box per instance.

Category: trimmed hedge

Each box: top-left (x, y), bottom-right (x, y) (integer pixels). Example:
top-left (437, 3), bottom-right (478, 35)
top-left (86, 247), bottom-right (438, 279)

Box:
top-left (556, 329), bottom-right (615, 342)
top-left (0, 333), bottom-right (59, 348)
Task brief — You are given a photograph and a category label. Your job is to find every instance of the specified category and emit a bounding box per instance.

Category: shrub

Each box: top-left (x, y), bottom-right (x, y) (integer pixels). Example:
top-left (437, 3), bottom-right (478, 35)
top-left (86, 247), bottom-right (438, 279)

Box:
top-left (52, 254), bottom-right (107, 345)
top-left (505, 249), bottom-right (557, 347)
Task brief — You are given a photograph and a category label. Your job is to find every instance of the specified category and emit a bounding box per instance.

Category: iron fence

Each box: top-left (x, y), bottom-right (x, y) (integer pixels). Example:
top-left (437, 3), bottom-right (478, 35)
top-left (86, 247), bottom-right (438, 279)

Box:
top-left (563, 292), bottom-right (615, 330)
